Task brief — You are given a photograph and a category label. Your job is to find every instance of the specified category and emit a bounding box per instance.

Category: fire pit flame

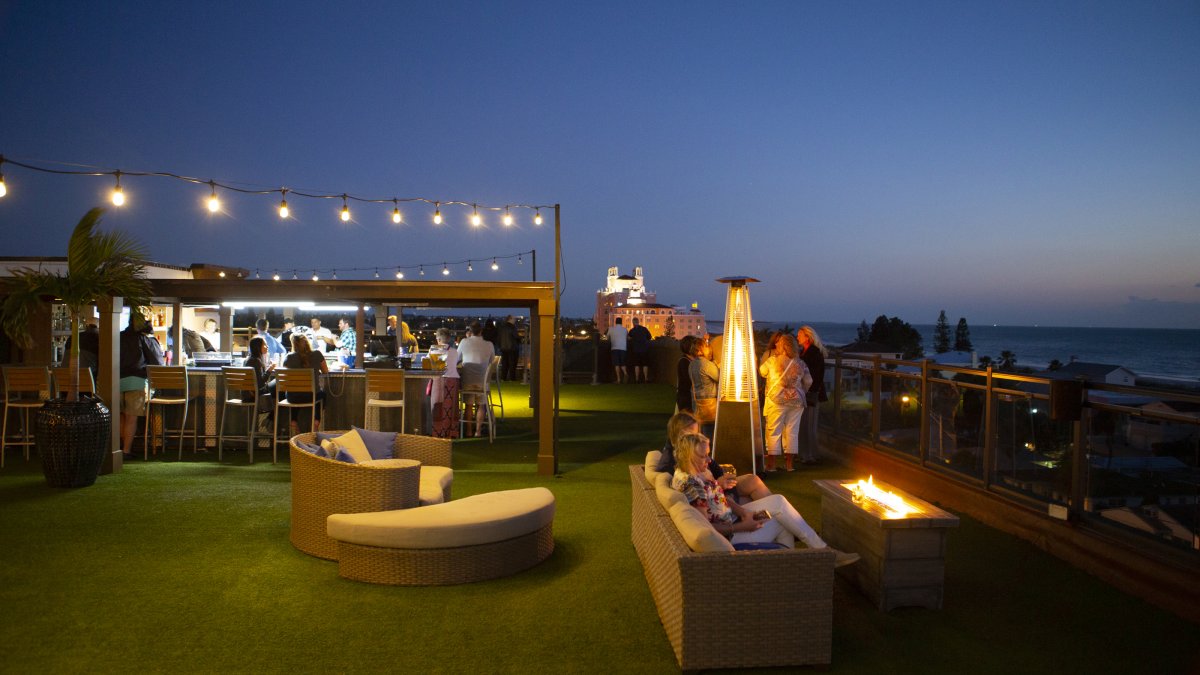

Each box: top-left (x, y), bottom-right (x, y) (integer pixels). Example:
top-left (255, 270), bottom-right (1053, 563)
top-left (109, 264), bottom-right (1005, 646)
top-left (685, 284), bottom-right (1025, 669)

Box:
top-left (843, 475), bottom-right (916, 518)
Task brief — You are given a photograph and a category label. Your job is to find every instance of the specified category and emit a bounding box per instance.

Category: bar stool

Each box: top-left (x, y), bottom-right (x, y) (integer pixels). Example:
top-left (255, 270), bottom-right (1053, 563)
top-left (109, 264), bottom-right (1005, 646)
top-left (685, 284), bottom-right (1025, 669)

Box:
top-left (218, 367), bottom-right (272, 464)
top-left (489, 354), bottom-right (504, 420)
top-left (53, 367), bottom-right (95, 397)
top-left (364, 368), bottom-right (406, 432)
top-left (459, 358), bottom-right (498, 442)
top-left (1, 366), bottom-right (51, 468)
top-left (144, 365), bottom-right (198, 460)
top-left (274, 368), bottom-right (317, 464)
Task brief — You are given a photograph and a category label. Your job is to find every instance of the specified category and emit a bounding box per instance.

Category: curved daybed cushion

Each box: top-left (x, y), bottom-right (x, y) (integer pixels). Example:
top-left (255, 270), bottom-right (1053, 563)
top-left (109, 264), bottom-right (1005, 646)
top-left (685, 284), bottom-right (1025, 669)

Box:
top-left (327, 487), bottom-right (554, 550)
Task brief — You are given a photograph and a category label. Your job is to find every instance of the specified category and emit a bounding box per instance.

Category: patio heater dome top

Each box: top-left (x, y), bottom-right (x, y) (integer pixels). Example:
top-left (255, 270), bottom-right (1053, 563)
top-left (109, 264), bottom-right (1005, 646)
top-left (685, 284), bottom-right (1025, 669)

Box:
top-left (716, 276), bottom-right (761, 285)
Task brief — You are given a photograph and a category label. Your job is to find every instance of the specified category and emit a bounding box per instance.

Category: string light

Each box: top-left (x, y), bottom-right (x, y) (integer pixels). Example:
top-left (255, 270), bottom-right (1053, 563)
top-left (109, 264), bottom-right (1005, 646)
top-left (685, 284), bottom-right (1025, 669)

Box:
top-left (206, 181), bottom-right (220, 213)
top-left (471, 204), bottom-right (482, 227)
top-left (0, 159), bottom-right (9, 198)
top-left (312, 271), bottom-right (319, 281)
top-left (442, 262), bottom-right (450, 276)
top-left (340, 195), bottom-right (350, 222)
top-left (503, 207), bottom-right (513, 226)
top-left (392, 199), bottom-right (402, 224)
top-left (467, 261), bottom-right (473, 272)
top-left (534, 208), bottom-right (543, 225)
top-left (292, 271), bottom-right (298, 280)
top-left (279, 189), bottom-right (289, 218)
top-left (374, 268), bottom-right (380, 279)
top-left (111, 171), bottom-right (125, 206)
top-left (255, 270), bottom-right (261, 279)
top-left (219, 271), bottom-right (226, 278)
top-left (491, 258), bottom-right (499, 271)
top-left (419, 266), bottom-right (425, 276)
top-left (433, 202), bottom-right (442, 225)
top-left (273, 271), bottom-right (281, 281)
top-left (518, 254), bottom-right (523, 265)
top-left (332, 271), bottom-right (338, 280)
top-left (395, 269), bottom-right (404, 279)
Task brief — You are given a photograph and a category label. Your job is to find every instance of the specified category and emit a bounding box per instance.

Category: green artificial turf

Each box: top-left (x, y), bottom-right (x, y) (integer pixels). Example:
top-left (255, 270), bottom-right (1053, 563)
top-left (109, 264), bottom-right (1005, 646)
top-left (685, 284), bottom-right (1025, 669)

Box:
top-left (1, 382), bottom-right (1196, 674)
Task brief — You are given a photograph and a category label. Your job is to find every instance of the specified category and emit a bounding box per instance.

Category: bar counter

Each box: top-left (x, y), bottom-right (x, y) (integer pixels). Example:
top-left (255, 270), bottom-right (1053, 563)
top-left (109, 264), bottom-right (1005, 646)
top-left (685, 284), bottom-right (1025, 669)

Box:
top-left (152, 367), bottom-right (445, 455)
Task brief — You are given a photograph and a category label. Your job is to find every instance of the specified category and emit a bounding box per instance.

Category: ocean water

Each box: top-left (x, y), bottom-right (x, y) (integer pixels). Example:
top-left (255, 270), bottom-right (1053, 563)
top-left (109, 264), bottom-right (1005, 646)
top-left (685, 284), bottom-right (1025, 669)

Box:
top-left (706, 321), bottom-right (1200, 381)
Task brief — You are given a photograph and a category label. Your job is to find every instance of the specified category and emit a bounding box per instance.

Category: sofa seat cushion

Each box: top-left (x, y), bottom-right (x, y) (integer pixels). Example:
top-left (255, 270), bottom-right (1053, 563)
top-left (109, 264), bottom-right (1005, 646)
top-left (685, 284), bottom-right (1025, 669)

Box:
top-left (419, 466), bottom-right (453, 505)
top-left (327, 487), bottom-right (554, 550)
top-left (667, 500), bottom-right (735, 553)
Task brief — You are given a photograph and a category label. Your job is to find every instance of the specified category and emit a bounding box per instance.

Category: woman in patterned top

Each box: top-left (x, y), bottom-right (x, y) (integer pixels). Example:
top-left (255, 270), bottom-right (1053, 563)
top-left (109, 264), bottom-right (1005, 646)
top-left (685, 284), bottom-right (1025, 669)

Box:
top-left (672, 433), bottom-right (859, 566)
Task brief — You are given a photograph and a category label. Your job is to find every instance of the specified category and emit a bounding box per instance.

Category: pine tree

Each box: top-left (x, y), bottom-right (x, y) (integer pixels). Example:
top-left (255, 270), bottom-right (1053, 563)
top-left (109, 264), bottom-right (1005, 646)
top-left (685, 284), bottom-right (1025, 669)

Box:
top-left (954, 317), bottom-right (973, 352)
top-left (934, 310), bottom-right (951, 354)
top-left (664, 314), bottom-right (675, 339)
top-left (857, 320), bottom-right (870, 342)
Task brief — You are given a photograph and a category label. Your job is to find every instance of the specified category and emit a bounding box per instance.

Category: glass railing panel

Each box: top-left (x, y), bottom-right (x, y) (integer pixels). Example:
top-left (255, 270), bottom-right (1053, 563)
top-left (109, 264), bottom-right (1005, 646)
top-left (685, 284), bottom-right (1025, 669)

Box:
top-left (988, 393), bottom-right (1074, 505)
top-left (833, 364), bottom-right (872, 440)
top-left (878, 371), bottom-right (920, 458)
top-left (926, 378), bottom-right (984, 479)
top-left (1083, 392), bottom-right (1199, 553)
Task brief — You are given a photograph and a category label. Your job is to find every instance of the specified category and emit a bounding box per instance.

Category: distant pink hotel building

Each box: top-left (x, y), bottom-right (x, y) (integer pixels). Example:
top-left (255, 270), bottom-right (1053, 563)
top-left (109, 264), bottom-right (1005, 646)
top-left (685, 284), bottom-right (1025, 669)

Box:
top-left (594, 266), bottom-right (707, 339)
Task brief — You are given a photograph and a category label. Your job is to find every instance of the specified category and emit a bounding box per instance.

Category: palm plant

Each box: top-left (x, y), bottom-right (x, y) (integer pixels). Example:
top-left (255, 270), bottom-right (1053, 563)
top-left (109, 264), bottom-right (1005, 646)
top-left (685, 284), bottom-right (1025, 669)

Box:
top-left (2, 207), bottom-right (152, 400)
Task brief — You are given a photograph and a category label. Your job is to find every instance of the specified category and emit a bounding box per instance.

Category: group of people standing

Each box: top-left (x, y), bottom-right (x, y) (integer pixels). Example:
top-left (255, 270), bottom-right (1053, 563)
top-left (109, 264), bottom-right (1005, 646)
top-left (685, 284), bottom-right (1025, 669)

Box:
top-left (675, 325), bottom-right (829, 473)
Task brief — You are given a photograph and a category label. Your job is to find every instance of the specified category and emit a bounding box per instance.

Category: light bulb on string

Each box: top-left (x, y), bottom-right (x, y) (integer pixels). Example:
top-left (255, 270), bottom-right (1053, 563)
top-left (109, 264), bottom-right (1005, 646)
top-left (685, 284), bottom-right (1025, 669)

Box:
top-left (374, 268), bottom-right (380, 279)
top-left (206, 181), bottom-right (220, 213)
top-left (534, 208), bottom-right (543, 226)
top-left (471, 204), bottom-right (482, 227)
top-left (279, 190), bottom-right (289, 219)
top-left (219, 271), bottom-right (226, 278)
top-left (442, 263), bottom-right (450, 276)
top-left (0, 164), bottom-right (8, 199)
top-left (340, 195), bottom-right (350, 222)
top-left (433, 202), bottom-right (442, 225)
top-left (331, 271), bottom-right (338, 280)
top-left (292, 271), bottom-right (298, 280)
top-left (392, 199), bottom-right (403, 224)
top-left (273, 271), bottom-right (281, 281)
top-left (419, 266), bottom-right (425, 276)
top-left (110, 172), bottom-right (125, 206)
top-left (491, 258), bottom-right (499, 271)
top-left (518, 254), bottom-right (523, 265)
top-left (503, 207), bottom-right (513, 226)
top-left (467, 261), bottom-right (473, 272)
top-left (395, 269), bottom-right (404, 279)
top-left (312, 271), bottom-right (319, 282)
top-left (255, 270), bottom-right (261, 280)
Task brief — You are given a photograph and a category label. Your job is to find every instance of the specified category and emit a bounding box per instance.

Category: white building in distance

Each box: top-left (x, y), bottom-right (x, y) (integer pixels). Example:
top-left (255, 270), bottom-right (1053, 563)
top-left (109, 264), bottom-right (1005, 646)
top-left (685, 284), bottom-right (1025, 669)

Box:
top-left (593, 266), bottom-right (706, 339)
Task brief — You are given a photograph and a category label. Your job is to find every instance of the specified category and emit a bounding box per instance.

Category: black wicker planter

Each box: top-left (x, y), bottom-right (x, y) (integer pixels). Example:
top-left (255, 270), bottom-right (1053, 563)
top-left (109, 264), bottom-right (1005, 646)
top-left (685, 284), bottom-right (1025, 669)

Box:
top-left (36, 398), bottom-right (111, 488)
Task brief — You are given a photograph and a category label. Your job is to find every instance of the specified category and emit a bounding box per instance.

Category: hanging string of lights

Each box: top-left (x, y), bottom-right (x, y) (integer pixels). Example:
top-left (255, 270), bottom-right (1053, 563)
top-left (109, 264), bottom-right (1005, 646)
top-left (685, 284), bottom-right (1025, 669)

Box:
top-left (0, 155), bottom-right (550, 227)
top-left (241, 250), bottom-right (533, 281)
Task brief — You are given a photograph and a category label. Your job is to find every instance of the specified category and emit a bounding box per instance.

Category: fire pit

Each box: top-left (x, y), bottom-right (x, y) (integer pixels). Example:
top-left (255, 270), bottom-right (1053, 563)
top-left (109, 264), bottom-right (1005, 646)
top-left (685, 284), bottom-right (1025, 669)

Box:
top-left (813, 477), bottom-right (959, 611)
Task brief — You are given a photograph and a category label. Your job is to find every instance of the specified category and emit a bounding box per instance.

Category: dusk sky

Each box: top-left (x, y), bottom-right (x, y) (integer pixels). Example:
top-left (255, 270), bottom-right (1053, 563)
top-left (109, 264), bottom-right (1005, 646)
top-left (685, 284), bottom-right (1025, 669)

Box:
top-left (2, 1), bottom-right (1197, 328)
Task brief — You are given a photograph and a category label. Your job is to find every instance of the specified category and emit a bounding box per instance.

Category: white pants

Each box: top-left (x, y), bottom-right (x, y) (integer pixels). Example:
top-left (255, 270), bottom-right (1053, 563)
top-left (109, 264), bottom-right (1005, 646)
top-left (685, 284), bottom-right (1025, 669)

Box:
top-left (729, 494), bottom-right (827, 549)
top-left (763, 403), bottom-right (804, 456)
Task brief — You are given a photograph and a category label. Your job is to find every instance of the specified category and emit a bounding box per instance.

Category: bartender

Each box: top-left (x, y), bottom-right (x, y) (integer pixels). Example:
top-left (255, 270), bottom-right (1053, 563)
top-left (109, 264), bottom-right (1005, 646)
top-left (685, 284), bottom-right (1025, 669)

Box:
top-left (309, 317), bottom-right (336, 354)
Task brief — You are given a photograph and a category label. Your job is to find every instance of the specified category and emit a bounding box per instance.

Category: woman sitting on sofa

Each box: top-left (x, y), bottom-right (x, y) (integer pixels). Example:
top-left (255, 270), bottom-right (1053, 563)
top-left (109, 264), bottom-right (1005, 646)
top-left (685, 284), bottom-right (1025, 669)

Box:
top-left (657, 411), bottom-right (771, 503)
top-left (672, 433), bottom-right (860, 567)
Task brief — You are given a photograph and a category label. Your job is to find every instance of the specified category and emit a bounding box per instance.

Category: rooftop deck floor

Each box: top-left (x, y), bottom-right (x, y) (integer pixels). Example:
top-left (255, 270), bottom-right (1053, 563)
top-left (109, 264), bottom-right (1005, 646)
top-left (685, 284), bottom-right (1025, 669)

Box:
top-left (1, 383), bottom-right (1196, 673)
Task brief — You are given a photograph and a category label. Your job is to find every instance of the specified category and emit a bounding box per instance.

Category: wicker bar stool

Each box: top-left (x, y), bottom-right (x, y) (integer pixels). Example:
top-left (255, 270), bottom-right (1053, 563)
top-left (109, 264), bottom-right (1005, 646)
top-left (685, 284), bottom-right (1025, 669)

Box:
top-left (364, 368), bottom-right (405, 432)
top-left (1, 366), bottom-right (51, 468)
top-left (218, 367), bottom-right (272, 463)
top-left (52, 367), bottom-right (95, 397)
top-left (273, 368), bottom-right (317, 463)
top-left (144, 365), bottom-right (198, 460)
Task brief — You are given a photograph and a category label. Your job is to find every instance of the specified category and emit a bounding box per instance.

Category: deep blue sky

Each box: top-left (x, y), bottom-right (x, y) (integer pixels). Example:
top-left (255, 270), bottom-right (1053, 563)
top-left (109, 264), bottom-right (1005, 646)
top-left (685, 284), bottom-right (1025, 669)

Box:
top-left (2, 1), bottom-right (1198, 328)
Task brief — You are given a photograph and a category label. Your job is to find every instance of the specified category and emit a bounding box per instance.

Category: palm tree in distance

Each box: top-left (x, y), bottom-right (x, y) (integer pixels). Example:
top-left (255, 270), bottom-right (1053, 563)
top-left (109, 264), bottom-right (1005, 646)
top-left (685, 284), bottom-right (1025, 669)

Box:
top-left (998, 350), bottom-right (1017, 372)
top-left (2, 207), bottom-right (153, 400)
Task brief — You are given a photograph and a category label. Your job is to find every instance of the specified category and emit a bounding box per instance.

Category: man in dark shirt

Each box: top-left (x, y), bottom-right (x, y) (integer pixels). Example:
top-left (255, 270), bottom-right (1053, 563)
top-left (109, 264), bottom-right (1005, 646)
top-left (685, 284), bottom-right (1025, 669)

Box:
top-left (496, 315), bottom-right (519, 381)
top-left (627, 317), bottom-right (652, 383)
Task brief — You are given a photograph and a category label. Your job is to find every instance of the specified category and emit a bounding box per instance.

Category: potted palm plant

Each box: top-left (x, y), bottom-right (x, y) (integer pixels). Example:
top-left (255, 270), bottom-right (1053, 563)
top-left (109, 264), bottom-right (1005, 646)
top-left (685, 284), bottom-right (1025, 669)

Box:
top-left (2, 207), bottom-right (152, 487)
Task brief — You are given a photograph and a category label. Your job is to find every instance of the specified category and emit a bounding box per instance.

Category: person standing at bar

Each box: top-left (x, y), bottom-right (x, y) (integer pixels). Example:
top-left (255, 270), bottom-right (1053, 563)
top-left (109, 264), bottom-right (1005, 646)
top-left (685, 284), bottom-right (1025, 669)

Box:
top-left (309, 317), bottom-right (334, 354)
top-left (279, 319), bottom-right (295, 352)
top-left (335, 317), bottom-right (356, 366)
top-left (119, 311), bottom-right (164, 459)
top-left (256, 318), bottom-right (286, 364)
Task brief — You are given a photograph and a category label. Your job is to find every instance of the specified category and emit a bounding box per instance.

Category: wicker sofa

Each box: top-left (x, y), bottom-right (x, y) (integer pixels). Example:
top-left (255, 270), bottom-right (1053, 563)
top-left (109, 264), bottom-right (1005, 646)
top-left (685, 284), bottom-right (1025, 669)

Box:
top-left (630, 454), bottom-right (835, 672)
top-left (290, 431), bottom-right (452, 560)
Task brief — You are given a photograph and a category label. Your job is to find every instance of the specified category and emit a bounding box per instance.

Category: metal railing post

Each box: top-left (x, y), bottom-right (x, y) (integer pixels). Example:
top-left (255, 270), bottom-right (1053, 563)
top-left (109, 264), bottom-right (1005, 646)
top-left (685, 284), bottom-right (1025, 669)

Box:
top-left (832, 353), bottom-right (843, 434)
top-left (871, 354), bottom-right (882, 446)
top-left (919, 359), bottom-right (931, 465)
top-left (984, 366), bottom-right (995, 489)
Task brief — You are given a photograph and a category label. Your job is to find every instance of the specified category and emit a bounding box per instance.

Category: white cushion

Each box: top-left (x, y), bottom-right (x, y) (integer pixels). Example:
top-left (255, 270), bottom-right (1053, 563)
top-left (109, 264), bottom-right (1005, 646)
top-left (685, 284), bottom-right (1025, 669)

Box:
top-left (419, 466), bottom-right (453, 505)
top-left (327, 487), bottom-right (555, 549)
top-left (644, 451), bottom-right (662, 487)
top-left (359, 458), bottom-right (420, 469)
top-left (667, 500), bottom-right (734, 553)
top-left (330, 429), bottom-right (374, 464)
top-left (655, 478), bottom-right (688, 513)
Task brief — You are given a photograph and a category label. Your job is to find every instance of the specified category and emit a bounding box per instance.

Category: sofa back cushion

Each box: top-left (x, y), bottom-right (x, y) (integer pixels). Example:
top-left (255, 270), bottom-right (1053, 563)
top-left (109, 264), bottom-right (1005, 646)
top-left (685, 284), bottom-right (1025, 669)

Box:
top-left (644, 451), bottom-right (663, 487)
top-left (667, 501), bottom-right (734, 553)
top-left (655, 475), bottom-right (689, 514)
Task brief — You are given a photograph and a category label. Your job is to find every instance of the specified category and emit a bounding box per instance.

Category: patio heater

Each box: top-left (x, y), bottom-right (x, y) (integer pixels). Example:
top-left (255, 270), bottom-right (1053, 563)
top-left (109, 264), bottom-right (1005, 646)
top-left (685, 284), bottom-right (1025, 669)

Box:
top-left (712, 276), bottom-right (763, 475)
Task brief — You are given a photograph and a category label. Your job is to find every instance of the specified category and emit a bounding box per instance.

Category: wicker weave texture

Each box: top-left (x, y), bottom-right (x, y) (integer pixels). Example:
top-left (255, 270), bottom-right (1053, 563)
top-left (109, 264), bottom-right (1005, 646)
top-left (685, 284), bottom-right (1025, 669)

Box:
top-left (289, 434), bottom-right (421, 560)
top-left (336, 522), bottom-right (554, 585)
top-left (629, 465), bottom-right (834, 670)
